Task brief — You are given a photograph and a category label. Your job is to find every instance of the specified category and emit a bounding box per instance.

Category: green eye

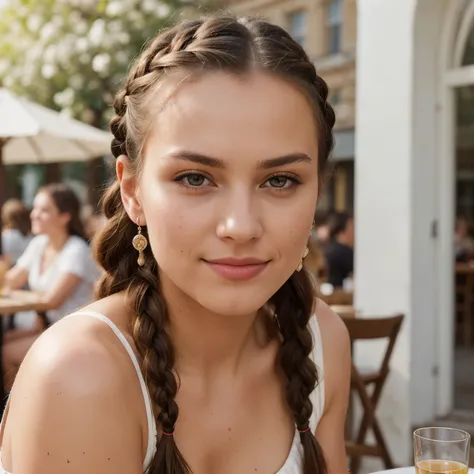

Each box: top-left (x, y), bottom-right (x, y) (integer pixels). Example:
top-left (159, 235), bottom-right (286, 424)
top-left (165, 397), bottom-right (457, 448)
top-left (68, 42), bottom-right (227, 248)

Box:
top-left (268, 176), bottom-right (290, 188)
top-left (185, 174), bottom-right (206, 186)
top-left (175, 172), bottom-right (212, 187)
top-left (263, 174), bottom-right (301, 190)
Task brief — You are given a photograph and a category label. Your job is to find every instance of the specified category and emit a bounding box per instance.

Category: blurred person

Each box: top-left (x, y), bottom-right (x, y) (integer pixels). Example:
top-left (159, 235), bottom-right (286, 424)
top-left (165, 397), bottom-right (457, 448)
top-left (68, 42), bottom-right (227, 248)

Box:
top-left (1, 199), bottom-right (32, 268)
top-left (455, 216), bottom-right (474, 262)
top-left (324, 211), bottom-right (354, 288)
top-left (304, 232), bottom-right (328, 286)
top-left (313, 209), bottom-right (331, 246)
top-left (0, 17), bottom-right (350, 474)
top-left (2, 183), bottom-right (99, 388)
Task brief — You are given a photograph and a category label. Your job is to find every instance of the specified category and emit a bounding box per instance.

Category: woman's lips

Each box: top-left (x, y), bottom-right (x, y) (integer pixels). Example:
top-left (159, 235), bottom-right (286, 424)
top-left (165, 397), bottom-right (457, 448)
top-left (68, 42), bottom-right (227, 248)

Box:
top-left (203, 258), bottom-right (269, 281)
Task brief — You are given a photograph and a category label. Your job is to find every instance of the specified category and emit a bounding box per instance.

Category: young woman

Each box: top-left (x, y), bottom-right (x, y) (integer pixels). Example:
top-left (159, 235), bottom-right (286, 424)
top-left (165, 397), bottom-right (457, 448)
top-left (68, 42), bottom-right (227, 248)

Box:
top-left (2, 183), bottom-right (99, 387)
top-left (0, 16), bottom-right (350, 474)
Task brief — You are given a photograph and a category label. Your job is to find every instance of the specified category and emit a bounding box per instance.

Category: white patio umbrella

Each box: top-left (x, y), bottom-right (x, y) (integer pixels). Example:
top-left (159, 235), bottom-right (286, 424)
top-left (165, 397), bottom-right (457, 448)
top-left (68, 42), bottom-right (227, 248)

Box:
top-left (0, 88), bottom-right (111, 164)
top-left (0, 88), bottom-right (112, 254)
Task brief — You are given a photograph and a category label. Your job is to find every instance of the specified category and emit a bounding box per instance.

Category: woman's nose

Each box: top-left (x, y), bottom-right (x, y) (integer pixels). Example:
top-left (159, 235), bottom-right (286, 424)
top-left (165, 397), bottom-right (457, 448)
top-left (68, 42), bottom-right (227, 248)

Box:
top-left (216, 194), bottom-right (263, 243)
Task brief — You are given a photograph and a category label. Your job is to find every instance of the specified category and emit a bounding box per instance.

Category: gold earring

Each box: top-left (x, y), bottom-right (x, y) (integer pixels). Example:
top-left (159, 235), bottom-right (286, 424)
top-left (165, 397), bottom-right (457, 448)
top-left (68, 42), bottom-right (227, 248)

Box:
top-left (296, 222), bottom-right (313, 272)
top-left (296, 246), bottom-right (309, 272)
top-left (132, 218), bottom-right (148, 266)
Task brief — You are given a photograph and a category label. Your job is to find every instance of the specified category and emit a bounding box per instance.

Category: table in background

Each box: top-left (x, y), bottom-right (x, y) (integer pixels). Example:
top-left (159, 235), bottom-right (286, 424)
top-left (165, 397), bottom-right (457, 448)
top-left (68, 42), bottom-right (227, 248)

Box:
top-left (0, 290), bottom-right (48, 315)
top-left (320, 289), bottom-right (353, 306)
top-left (330, 304), bottom-right (356, 318)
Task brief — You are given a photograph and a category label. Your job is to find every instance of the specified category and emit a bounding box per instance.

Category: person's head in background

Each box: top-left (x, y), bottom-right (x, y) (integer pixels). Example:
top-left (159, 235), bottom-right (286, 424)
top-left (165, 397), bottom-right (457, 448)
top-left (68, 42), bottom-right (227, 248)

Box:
top-left (455, 216), bottom-right (470, 240)
top-left (1, 199), bottom-right (31, 236)
top-left (31, 183), bottom-right (86, 241)
top-left (328, 211), bottom-right (354, 248)
top-left (313, 209), bottom-right (330, 245)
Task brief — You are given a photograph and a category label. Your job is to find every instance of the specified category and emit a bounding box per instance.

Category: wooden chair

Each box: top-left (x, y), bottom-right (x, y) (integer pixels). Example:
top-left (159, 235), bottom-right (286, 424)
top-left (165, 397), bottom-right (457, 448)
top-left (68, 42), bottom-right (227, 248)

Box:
top-left (342, 314), bottom-right (404, 474)
top-left (455, 263), bottom-right (474, 346)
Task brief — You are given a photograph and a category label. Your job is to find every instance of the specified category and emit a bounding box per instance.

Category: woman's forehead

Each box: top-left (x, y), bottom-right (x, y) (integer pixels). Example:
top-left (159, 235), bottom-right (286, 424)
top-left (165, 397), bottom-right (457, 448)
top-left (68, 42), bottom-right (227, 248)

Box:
top-left (143, 71), bottom-right (319, 166)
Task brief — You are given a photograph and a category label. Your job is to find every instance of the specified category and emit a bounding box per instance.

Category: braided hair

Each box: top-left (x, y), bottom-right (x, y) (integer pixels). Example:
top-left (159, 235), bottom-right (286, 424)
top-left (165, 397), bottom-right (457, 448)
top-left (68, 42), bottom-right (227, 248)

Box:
top-left (95, 15), bottom-right (335, 474)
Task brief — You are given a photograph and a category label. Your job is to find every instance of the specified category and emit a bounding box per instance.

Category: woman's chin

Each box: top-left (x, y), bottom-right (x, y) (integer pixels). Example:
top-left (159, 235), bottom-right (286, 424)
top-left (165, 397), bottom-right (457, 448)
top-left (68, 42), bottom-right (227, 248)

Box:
top-left (195, 291), bottom-right (271, 318)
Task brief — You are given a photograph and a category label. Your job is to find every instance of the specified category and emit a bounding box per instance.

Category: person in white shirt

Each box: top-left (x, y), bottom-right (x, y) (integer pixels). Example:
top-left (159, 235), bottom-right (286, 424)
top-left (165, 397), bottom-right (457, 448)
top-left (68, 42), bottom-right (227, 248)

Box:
top-left (1, 199), bottom-right (32, 268)
top-left (3, 183), bottom-right (99, 388)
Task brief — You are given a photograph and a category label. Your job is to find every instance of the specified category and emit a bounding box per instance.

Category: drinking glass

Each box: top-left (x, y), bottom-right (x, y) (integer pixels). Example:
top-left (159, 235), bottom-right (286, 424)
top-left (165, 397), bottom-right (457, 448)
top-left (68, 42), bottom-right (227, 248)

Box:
top-left (414, 427), bottom-right (470, 474)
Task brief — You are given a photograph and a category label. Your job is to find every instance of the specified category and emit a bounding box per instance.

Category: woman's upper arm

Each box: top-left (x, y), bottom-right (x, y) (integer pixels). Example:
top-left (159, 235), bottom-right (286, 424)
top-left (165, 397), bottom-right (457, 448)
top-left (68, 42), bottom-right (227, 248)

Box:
top-left (4, 329), bottom-right (144, 474)
top-left (315, 300), bottom-right (351, 474)
top-left (42, 272), bottom-right (83, 309)
top-left (5, 237), bottom-right (40, 290)
top-left (4, 265), bottom-right (28, 291)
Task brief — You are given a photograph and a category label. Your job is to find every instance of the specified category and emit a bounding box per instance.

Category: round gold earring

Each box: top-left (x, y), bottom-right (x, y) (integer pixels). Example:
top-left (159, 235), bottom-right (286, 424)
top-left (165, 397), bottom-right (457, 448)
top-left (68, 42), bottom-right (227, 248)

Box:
top-left (132, 217), bottom-right (148, 266)
top-left (296, 246), bottom-right (309, 272)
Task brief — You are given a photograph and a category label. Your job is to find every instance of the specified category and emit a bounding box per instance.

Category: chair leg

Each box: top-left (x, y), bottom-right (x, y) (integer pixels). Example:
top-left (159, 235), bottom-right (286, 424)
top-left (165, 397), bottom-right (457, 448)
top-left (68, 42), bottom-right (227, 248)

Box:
top-left (350, 453), bottom-right (362, 474)
top-left (371, 417), bottom-right (395, 469)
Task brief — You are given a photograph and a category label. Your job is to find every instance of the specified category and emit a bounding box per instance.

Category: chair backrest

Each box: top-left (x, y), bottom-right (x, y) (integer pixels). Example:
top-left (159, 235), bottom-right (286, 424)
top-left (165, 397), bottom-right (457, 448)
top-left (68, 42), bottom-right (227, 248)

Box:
top-left (343, 314), bottom-right (404, 377)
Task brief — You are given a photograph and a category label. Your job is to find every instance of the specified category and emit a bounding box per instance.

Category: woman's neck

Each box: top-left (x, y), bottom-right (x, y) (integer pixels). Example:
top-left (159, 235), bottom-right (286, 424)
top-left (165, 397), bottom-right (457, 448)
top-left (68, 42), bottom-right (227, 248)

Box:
top-left (160, 276), bottom-right (271, 378)
top-left (47, 232), bottom-right (70, 251)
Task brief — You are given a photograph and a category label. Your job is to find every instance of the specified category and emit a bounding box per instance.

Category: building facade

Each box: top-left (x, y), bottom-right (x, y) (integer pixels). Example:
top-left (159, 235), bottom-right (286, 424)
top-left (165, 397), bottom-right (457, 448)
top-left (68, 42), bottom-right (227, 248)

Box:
top-left (228, 0), bottom-right (357, 212)
top-left (356, 0), bottom-right (474, 468)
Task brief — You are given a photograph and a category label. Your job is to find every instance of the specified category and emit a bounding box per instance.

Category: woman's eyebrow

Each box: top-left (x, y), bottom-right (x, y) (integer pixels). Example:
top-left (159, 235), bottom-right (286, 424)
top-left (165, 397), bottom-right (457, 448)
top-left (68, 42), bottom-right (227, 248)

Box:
top-left (167, 150), bottom-right (312, 169)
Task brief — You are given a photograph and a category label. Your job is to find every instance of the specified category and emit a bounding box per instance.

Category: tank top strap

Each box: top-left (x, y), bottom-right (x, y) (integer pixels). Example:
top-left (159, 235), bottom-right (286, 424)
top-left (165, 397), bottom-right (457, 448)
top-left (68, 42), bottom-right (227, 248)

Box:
top-left (308, 314), bottom-right (325, 432)
top-left (65, 311), bottom-right (157, 471)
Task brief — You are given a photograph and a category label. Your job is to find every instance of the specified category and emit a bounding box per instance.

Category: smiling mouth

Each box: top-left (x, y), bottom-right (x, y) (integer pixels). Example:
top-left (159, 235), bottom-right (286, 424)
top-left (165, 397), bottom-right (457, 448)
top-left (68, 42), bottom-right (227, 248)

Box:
top-left (203, 258), bottom-right (270, 281)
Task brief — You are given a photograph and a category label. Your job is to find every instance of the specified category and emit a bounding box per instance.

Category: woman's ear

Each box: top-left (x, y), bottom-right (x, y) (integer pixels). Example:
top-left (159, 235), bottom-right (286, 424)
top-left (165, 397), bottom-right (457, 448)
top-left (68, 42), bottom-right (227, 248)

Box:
top-left (116, 156), bottom-right (144, 224)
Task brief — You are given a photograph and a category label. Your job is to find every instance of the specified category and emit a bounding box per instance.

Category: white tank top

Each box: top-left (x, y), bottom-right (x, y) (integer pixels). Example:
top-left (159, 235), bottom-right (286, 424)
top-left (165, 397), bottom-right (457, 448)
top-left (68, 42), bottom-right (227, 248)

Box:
top-left (0, 311), bottom-right (325, 474)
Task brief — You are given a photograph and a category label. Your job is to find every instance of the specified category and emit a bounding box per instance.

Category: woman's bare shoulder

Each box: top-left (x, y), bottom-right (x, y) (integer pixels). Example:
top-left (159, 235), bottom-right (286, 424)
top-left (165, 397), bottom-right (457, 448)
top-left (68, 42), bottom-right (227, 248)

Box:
top-left (313, 298), bottom-right (351, 405)
top-left (16, 294), bottom-right (133, 384)
top-left (314, 297), bottom-right (350, 349)
top-left (2, 296), bottom-right (144, 474)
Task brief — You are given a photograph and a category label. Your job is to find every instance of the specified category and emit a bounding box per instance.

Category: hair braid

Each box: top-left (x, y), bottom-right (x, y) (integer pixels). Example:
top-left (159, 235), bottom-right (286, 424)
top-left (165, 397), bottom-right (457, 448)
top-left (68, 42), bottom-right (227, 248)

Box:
top-left (98, 14), bottom-right (336, 474)
top-left (95, 184), bottom-right (190, 473)
top-left (271, 271), bottom-right (327, 474)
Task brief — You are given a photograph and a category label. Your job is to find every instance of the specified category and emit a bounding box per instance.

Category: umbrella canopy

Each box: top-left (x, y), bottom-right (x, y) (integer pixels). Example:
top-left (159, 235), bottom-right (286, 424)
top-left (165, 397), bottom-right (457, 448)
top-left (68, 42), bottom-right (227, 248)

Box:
top-left (0, 88), bottom-right (111, 164)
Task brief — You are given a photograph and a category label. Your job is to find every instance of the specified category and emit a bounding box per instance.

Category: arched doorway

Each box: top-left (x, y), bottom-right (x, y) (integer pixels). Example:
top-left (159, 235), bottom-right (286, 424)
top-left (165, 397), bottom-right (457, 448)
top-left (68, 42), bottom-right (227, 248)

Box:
top-left (446, 0), bottom-right (474, 414)
top-left (355, 0), bottom-right (474, 464)
top-left (429, 0), bottom-right (474, 418)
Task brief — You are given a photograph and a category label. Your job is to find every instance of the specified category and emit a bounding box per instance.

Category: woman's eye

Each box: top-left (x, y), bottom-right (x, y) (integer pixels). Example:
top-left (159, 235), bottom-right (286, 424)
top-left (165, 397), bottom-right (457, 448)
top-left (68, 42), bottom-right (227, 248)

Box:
top-left (264, 175), bottom-right (299, 189)
top-left (176, 173), bottom-right (212, 188)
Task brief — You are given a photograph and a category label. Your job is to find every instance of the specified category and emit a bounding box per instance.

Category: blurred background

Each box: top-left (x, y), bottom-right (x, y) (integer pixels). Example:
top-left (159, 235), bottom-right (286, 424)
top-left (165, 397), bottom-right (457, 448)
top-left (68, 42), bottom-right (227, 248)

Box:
top-left (0, 0), bottom-right (473, 472)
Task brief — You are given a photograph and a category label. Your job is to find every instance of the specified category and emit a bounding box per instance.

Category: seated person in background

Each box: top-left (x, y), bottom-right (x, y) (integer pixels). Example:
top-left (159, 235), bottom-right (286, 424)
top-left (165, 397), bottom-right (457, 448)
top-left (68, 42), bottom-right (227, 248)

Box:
top-left (1, 199), bottom-right (32, 268)
top-left (3, 183), bottom-right (99, 388)
top-left (455, 216), bottom-right (474, 262)
top-left (304, 232), bottom-right (328, 286)
top-left (324, 211), bottom-right (354, 288)
top-left (314, 209), bottom-right (331, 246)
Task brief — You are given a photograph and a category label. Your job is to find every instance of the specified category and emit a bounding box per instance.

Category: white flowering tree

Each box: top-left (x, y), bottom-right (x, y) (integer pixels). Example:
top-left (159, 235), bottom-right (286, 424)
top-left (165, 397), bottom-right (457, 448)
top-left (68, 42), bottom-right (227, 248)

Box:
top-left (0, 0), bottom-right (209, 128)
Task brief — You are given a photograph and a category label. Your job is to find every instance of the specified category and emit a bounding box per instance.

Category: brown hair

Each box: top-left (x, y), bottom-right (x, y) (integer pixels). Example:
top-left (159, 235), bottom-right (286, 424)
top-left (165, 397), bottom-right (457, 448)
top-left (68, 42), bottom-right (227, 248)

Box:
top-left (39, 183), bottom-right (86, 240)
top-left (95, 16), bottom-right (335, 474)
top-left (1, 199), bottom-right (31, 237)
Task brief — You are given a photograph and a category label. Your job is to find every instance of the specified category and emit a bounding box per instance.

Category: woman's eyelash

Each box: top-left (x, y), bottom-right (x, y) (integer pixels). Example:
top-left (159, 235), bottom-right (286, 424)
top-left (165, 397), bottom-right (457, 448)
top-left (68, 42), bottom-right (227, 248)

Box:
top-left (267, 173), bottom-right (303, 184)
top-left (173, 171), bottom-right (303, 190)
top-left (174, 172), bottom-right (214, 188)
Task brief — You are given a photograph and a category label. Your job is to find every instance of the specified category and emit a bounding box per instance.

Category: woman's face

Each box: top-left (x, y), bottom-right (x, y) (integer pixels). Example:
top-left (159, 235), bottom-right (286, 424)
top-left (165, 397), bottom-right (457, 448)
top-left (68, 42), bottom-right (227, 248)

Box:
top-left (126, 72), bottom-right (320, 316)
top-left (30, 192), bottom-right (69, 236)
